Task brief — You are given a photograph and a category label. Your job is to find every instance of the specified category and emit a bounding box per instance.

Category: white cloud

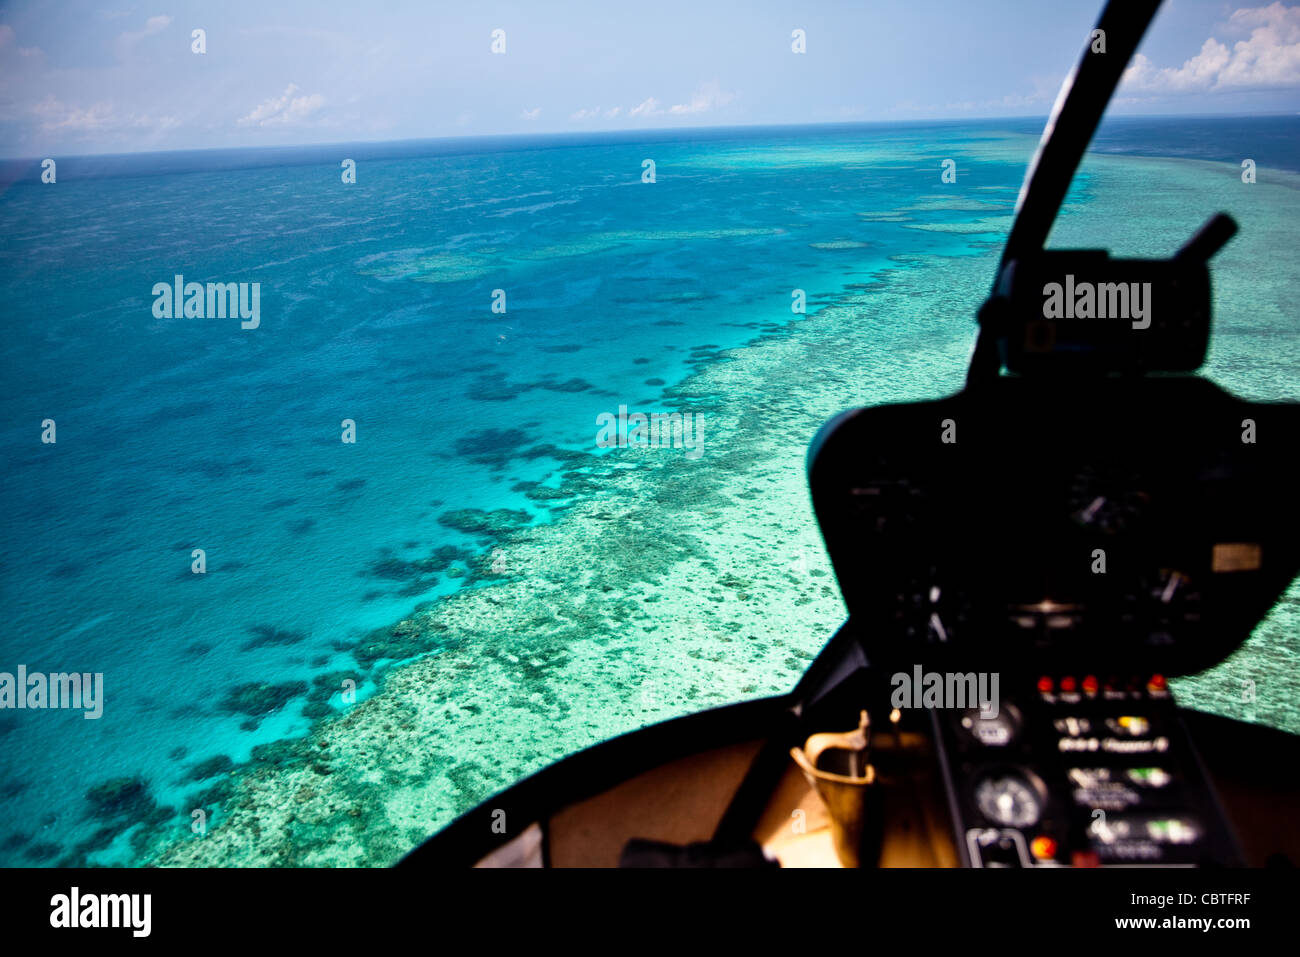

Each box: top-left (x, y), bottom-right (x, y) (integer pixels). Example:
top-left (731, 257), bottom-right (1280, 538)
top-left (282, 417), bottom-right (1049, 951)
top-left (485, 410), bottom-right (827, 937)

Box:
top-left (237, 83), bottom-right (326, 127)
top-left (32, 95), bottom-right (116, 132)
top-left (576, 85), bottom-right (735, 124)
top-left (30, 93), bottom-right (178, 135)
top-left (521, 107), bottom-right (541, 120)
top-left (628, 96), bottom-right (662, 117)
top-left (668, 82), bottom-right (736, 115)
top-left (890, 90), bottom-right (1052, 116)
top-left (115, 15), bottom-right (172, 58)
top-left (1121, 2), bottom-right (1300, 93)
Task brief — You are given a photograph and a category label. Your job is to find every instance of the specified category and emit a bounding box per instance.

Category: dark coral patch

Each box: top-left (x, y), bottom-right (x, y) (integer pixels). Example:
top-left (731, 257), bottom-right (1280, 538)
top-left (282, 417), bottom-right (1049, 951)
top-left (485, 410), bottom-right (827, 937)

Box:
top-left (535, 377), bottom-right (594, 393)
top-left (242, 625), bottom-right (309, 651)
top-left (182, 755), bottom-right (235, 783)
top-left (454, 427), bottom-right (531, 470)
top-left (437, 508), bottom-right (532, 538)
top-left (85, 777), bottom-right (153, 820)
top-left (219, 681), bottom-right (308, 724)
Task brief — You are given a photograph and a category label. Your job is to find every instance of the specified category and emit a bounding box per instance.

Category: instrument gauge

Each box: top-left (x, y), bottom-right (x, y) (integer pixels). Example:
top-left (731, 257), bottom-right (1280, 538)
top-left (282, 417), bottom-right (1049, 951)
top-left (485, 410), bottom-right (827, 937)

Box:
top-left (959, 702), bottom-right (1022, 747)
top-left (1145, 568), bottom-right (1199, 612)
top-left (974, 771), bottom-right (1045, 828)
top-left (1126, 567), bottom-right (1203, 639)
top-left (891, 569), bottom-right (973, 644)
top-left (1068, 466), bottom-right (1151, 534)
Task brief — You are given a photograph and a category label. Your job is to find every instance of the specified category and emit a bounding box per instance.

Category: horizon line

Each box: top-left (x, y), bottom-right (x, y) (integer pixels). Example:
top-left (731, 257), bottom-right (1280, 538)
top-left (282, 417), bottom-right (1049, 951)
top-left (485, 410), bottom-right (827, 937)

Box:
top-left (3, 110), bottom-right (1297, 165)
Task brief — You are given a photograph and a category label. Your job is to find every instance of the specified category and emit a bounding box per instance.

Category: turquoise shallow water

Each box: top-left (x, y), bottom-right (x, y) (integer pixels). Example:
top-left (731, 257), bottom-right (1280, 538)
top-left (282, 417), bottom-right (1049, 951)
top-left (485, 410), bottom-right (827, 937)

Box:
top-left (0, 118), bottom-right (1297, 866)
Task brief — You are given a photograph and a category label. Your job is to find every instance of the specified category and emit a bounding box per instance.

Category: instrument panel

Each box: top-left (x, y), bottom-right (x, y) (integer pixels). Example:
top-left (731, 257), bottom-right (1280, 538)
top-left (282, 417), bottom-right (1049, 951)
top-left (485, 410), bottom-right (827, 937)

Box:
top-left (806, 375), bottom-right (1300, 867)
top-left (808, 376), bottom-right (1300, 675)
top-left (937, 674), bottom-right (1238, 866)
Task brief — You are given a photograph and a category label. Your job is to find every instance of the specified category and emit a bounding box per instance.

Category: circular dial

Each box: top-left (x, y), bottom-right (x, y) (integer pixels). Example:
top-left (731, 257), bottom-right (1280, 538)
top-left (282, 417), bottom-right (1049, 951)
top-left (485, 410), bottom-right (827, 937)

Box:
top-left (959, 703), bottom-right (1022, 747)
top-left (891, 568), bottom-right (974, 644)
top-left (1122, 567), bottom-right (1203, 642)
top-left (975, 772), bottom-right (1043, 827)
top-left (1068, 465), bottom-right (1151, 534)
top-left (1144, 568), bottom-right (1200, 617)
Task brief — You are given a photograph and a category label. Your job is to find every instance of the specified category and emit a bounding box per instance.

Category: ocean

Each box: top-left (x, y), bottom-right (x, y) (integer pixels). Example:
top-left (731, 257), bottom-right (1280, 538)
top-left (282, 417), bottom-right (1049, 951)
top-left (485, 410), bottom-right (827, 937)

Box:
top-left (2, 115), bottom-right (1298, 866)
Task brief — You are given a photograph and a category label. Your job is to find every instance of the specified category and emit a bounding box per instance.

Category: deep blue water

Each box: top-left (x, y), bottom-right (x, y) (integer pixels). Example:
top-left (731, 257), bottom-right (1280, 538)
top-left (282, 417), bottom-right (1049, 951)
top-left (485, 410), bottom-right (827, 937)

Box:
top-left (1090, 114), bottom-right (1300, 173)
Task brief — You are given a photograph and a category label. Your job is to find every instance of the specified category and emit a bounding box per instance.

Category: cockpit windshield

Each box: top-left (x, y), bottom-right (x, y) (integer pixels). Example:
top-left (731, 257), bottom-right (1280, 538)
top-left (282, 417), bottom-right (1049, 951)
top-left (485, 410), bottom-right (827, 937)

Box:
top-left (0, 0), bottom-right (1296, 870)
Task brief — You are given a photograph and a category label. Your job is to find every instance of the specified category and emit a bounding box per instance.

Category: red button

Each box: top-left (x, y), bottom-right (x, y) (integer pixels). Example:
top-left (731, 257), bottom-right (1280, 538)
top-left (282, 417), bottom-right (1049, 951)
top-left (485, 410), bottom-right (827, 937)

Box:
top-left (1031, 836), bottom-right (1058, 860)
top-left (1060, 676), bottom-right (1077, 693)
top-left (1082, 675), bottom-right (1099, 694)
top-left (1037, 676), bottom-right (1054, 694)
top-left (1149, 673), bottom-right (1167, 691)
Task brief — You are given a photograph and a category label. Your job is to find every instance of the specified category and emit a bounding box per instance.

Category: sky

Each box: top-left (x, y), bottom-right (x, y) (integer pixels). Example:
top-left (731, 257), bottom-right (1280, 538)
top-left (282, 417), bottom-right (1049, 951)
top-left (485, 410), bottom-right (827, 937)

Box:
top-left (1, 0), bottom-right (1298, 157)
